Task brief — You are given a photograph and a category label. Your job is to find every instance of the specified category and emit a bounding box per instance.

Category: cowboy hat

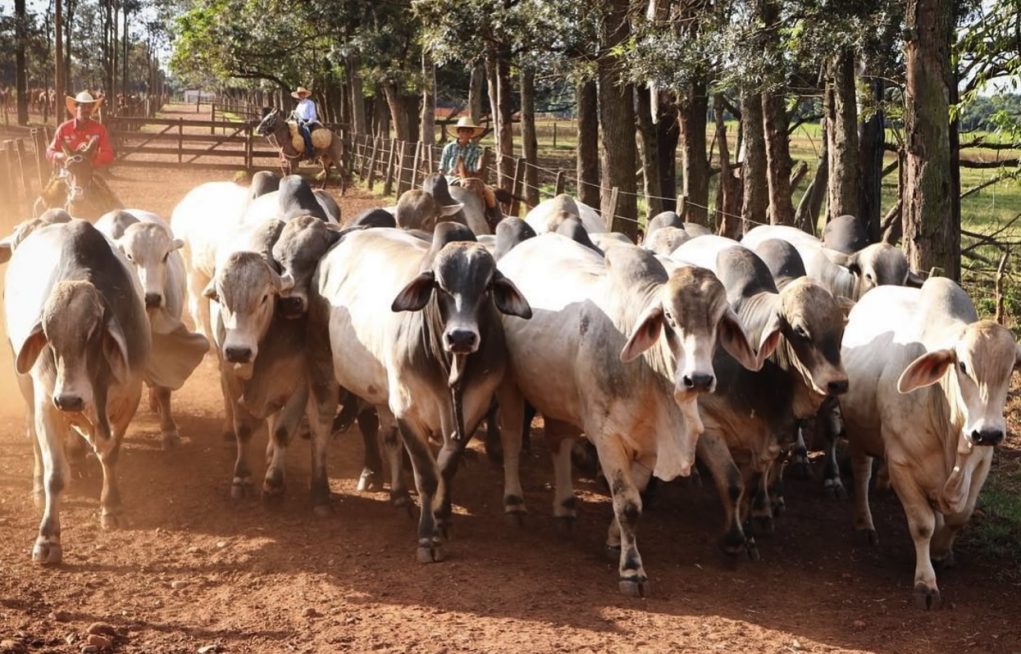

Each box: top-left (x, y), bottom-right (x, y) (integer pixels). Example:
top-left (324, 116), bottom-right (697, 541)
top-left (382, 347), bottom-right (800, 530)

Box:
top-left (291, 87), bottom-right (312, 99)
top-left (453, 116), bottom-right (485, 138)
top-left (65, 90), bottom-right (103, 115)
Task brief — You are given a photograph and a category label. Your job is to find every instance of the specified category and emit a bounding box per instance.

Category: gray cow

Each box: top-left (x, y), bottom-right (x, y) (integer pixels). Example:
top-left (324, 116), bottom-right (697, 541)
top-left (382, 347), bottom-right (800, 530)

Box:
top-left (306, 225), bottom-right (531, 563)
top-left (5, 220), bottom-right (150, 565)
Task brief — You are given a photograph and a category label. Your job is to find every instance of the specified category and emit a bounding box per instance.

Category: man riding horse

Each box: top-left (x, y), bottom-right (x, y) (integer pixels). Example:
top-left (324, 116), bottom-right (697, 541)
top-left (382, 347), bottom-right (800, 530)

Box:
top-left (438, 117), bottom-right (501, 224)
top-left (291, 86), bottom-right (317, 161)
top-left (40, 90), bottom-right (122, 219)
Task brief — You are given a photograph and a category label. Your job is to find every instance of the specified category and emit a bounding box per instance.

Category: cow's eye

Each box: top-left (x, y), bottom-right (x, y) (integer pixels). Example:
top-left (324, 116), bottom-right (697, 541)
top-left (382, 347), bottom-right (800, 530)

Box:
top-left (163, 252), bottom-right (170, 262)
top-left (125, 253), bottom-right (133, 262)
top-left (664, 310), bottom-right (676, 328)
top-left (262, 294), bottom-right (269, 305)
top-left (865, 273), bottom-right (875, 284)
top-left (959, 360), bottom-right (967, 375)
top-left (794, 325), bottom-right (810, 340)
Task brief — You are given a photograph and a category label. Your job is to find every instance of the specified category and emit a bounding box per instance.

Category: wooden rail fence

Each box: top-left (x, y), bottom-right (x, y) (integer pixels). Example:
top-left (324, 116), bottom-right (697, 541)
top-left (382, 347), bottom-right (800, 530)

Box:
top-left (0, 129), bottom-right (50, 223)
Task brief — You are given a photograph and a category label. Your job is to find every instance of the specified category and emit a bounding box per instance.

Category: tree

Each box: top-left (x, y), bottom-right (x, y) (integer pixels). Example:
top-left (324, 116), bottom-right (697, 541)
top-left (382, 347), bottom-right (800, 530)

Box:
top-left (599, 0), bottom-right (638, 236)
top-left (827, 49), bottom-right (860, 221)
top-left (15, 0), bottom-right (28, 125)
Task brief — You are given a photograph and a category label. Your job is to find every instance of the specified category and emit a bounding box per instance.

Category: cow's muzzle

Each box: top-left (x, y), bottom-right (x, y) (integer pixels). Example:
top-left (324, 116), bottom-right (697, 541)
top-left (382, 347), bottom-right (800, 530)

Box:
top-left (53, 393), bottom-right (84, 412)
top-left (827, 379), bottom-right (849, 395)
top-left (971, 429), bottom-right (1004, 447)
top-left (145, 292), bottom-right (163, 309)
top-left (224, 346), bottom-right (253, 364)
top-left (444, 329), bottom-right (478, 354)
top-left (682, 373), bottom-right (715, 393)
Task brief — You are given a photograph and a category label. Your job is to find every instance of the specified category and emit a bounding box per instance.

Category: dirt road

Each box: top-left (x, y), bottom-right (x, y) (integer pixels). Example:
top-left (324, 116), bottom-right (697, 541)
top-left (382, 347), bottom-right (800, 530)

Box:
top-left (0, 165), bottom-right (1019, 654)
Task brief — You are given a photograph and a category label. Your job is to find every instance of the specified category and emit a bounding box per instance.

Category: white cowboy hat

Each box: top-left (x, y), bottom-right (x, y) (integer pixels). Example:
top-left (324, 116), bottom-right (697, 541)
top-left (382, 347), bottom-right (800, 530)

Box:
top-left (453, 116), bottom-right (485, 138)
top-left (65, 91), bottom-right (103, 115)
top-left (291, 87), bottom-right (312, 99)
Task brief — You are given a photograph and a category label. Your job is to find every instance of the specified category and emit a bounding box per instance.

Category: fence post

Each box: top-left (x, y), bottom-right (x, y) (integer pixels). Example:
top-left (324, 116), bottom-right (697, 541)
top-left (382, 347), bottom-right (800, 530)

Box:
top-left (362, 135), bottom-right (376, 181)
top-left (410, 141), bottom-right (423, 190)
top-left (32, 128), bottom-right (48, 188)
top-left (554, 170), bottom-right (565, 196)
top-left (605, 186), bottom-right (619, 232)
top-left (553, 123), bottom-right (557, 149)
top-left (367, 137), bottom-right (381, 189)
top-left (396, 141), bottom-right (415, 195)
top-left (245, 123), bottom-right (254, 172)
top-left (481, 147), bottom-right (493, 185)
top-left (510, 157), bottom-right (525, 216)
top-left (4, 141), bottom-right (23, 217)
top-left (675, 194), bottom-right (687, 219)
top-left (178, 118), bottom-right (184, 163)
top-left (196, 92), bottom-right (200, 113)
top-left (995, 249), bottom-right (1010, 324)
top-left (383, 139), bottom-right (397, 197)
top-left (210, 102), bottom-right (216, 134)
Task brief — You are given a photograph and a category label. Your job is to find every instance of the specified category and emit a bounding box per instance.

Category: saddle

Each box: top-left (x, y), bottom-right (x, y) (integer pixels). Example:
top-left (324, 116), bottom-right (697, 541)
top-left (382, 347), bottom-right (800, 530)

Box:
top-left (286, 120), bottom-right (332, 151)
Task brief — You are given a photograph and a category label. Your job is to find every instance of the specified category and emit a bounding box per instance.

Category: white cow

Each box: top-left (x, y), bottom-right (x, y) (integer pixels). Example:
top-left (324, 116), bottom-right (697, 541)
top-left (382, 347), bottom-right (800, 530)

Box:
top-left (523, 194), bottom-right (604, 235)
top-left (839, 278), bottom-right (1019, 609)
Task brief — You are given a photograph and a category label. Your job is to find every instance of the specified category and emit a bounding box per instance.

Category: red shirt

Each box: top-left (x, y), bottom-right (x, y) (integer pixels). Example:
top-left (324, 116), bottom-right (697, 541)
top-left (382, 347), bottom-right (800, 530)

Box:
top-left (47, 118), bottom-right (115, 168)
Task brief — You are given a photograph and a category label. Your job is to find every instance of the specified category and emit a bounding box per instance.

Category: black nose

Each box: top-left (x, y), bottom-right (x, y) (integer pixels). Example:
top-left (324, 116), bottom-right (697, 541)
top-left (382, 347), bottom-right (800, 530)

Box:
top-left (224, 346), bottom-right (252, 363)
top-left (972, 429), bottom-right (1004, 446)
top-left (828, 379), bottom-right (849, 395)
top-left (53, 394), bottom-right (83, 412)
top-left (278, 296), bottom-right (304, 317)
top-left (684, 373), bottom-right (715, 391)
top-left (145, 292), bottom-right (162, 308)
top-left (445, 330), bottom-right (478, 353)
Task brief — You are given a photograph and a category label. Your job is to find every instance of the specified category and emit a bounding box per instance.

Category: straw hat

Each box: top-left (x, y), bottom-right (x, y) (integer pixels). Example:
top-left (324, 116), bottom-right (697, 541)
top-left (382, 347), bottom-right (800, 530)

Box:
top-left (453, 116), bottom-right (484, 138)
top-left (291, 87), bottom-right (312, 100)
top-left (65, 90), bottom-right (103, 115)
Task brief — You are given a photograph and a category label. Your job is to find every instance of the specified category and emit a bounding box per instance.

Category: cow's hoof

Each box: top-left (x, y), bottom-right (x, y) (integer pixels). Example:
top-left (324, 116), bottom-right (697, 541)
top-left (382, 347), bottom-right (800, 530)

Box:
top-left (356, 469), bottom-right (382, 492)
top-left (312, 503), bottom-right (332, 518)
top-left (554, 516), bottom-right (575, 538)
top-left (261, 478), bottom-right (285, 502)
top-left (855, 529), bottom-right (879, 547)
top-left (161, 431), bottom-right (181, 450)
top-left (824, 481), bottom-right (848, 500)
top-left (32, 489), bottom-right (44, 509)
top-left (100, 512), bottom-right (121, 530)
top-left (416, 543), bottom-right (444, 563)
top-left (746, 537), bottom-right (761, 562)
top-left (618, 576), bottom-right (649, 598)
top-left (32, 539), bottom-right (62, 566)
top-left (913, 584), bottom-right (941, 610)
top-left (231, 478), bottom-right (253, 499)
top-left (390, 489), bottom-right (412, 514)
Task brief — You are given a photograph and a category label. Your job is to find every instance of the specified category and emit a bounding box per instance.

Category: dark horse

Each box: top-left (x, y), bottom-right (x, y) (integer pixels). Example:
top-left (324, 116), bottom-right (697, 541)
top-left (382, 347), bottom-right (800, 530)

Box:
top-left (256, 108), bottom-right (349, 193)
top-left (34, 136), bottom-right (122, 219)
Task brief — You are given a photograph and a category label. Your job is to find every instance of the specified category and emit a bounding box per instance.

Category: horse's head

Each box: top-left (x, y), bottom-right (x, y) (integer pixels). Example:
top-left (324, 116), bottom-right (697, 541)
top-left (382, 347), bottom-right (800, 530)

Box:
top-left (256, 108), bottom-right (281, 137)
top-left (60, 137), bottom-right (100, 202)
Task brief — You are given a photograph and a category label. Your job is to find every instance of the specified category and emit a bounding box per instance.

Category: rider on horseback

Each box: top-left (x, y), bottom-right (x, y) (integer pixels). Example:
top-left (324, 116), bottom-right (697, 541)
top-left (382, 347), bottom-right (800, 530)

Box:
top-left (46, 91), bottom-right (114, 168)
top-left (291, 86), bottom-right (316, 162)
top-left (438, 117), bottom-right (499, 219)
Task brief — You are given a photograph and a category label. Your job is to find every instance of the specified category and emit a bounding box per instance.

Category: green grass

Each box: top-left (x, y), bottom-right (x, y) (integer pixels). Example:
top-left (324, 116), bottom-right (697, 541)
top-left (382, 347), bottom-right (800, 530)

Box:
top-left (963, 453), bottom-right (1021, 577)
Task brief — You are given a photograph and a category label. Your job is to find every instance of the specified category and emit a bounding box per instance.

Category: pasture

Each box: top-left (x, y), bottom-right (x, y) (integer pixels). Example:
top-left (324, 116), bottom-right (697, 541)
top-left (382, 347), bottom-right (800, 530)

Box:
top-left (0, 107), bottom-right (1020, 654)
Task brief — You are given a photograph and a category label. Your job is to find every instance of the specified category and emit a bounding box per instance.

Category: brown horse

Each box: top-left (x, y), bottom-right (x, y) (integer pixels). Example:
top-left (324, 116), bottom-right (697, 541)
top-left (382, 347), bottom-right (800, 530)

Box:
top-left (34, 137), bottom-right (122, 220)
top-left (255, 108), bottom-right (349, 192)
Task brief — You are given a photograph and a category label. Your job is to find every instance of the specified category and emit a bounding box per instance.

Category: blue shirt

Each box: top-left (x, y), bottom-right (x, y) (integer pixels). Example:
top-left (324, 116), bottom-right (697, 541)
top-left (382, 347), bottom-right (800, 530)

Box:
top-left (439, 139), bottom-right (482, 177)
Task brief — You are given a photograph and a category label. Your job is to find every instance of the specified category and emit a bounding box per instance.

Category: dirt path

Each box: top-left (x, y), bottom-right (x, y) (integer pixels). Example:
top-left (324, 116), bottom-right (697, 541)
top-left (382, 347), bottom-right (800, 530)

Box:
top-left (0, 166), bottom-right (1020, 654)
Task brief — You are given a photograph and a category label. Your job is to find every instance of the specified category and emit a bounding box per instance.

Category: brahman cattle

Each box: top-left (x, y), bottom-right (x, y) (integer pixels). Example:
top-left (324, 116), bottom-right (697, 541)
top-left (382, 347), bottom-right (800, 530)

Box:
top-left (497, 234), bottom-right (762, 595)
top-left (839, 278), bottom-right (1019, 609)
top-left (393, 189), bottom-right (464, 232)
top-left (524, 194), bottom-right (603, 234)
top-left (5, 220), bottom-right (150, 564)
top-left (306, 224), bottom-right (531, 563)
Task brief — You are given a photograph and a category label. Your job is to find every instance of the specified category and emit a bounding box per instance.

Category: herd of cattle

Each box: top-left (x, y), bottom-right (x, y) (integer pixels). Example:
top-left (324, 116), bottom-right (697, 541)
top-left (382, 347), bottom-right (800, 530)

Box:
top-left (2, 171), bottom-right (1017, 611)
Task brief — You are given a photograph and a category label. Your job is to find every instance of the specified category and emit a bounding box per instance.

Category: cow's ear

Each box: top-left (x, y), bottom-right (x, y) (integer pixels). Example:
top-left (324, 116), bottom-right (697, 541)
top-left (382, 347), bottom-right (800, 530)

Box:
top-left (202, 281), bottom-right (219, 303)
top-left (898, 349), bottom-right (954, 393)
top-left (171, 238), bottom-right (185, 251)
top-left (392, 271), bottom-right (435, 312)
top-left (103, 316), bottom-right (131, 385)
top-left (0, 235), bottom-right (13, 264)
top-left (438, 203), bottom-right (464, 218)
top-left (15, 322), bottom-right (47, 375)
top-left (845, 251), bottom-right (862, 276)
top-left (491, 270), bottom-right (531, 319)
top-left (718, 307), bottom-right (760, 371)
top-left (756, 312), bottom-right (784, 366)
top-left (620, 303), bottom-right (664, 362)
top-left (905, 269), bottom-right (925, 287)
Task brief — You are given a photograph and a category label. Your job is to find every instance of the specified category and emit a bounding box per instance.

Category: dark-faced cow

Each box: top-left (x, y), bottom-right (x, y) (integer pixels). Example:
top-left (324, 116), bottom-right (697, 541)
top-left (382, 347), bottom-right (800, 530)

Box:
top-left (5, 220), bottom-right (150, 564)
top-left (839, 278), bottom-right (1019, 609)
top-left (394, 189), bottom-right (465, 233)
top-left (497, 234), bottom-right (762, 595)
top-left (248, 171), bottom-right (280, 200)
top-left (306, 225), bottom-right (531, 563)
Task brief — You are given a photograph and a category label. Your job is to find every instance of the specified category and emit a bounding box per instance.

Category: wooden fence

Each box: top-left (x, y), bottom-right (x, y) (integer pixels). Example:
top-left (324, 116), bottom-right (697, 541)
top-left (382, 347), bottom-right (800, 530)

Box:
top-left (0, 129), bottom-right (50, 224)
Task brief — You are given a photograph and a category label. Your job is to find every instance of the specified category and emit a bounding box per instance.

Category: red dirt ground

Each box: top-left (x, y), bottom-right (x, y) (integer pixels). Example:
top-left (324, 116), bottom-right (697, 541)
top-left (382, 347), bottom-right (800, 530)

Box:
top-left (1, 159), bottom-right (1020, 654)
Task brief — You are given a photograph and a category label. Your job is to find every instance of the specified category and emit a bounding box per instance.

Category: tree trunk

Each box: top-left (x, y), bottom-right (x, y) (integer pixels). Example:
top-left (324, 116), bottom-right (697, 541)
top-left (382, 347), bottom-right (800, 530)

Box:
top-left (103, 1), bottom-right (112, 99)
top-left (762, 90), bottom-right (794, 225)
top-left (598, 0), bottom-right (638, 237)
top-left (121, 5), bottom-right (129, 97)
top-left (496, 54), bottom-right (514, 188)
top-left (576, 79), bottom-right (600, 208)
top-left (64, 0), bottom-right (74, 96)
top-left (656, 91), bottom-right (679, 203)
top-left (420, 51), bottom-right (436, 146)
top-left (635, 85), bottom-right (663, 217)
top-left (903, 0), bottom-right (957, 280)
top-left (714, 93), bottom-right (743, 238)
top-left (741, 91), bottom-right (768, 232)
top-left (827, 49), bottom-right (860, 223)
top-left (520, 66), bottom-right (539, 207)
top-left (15, 0), bottom-right (28, 125)
top-left (796, 111), bottom-right (828, 235)
top-left (347, 55), bottom-right (367, 135)
top-left (678, 78), bottom-right (709, 225)
top-left (858, 74), bottom-right (885, 243)
top-left (383, 81), bottom-right (412, 142)
top-left (468, 62), bottom-right (485, 124)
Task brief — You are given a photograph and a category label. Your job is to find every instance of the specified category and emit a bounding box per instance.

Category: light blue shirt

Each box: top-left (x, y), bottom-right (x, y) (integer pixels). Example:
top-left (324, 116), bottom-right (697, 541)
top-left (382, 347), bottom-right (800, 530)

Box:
top-left (294, 98), bottom-right (317, 123)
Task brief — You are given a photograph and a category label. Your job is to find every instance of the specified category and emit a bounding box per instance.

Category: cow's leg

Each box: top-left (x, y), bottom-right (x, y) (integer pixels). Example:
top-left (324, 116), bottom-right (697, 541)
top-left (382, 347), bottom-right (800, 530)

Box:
top-left (590, 436), bottom-right (648, 597)
top-left (496, 381), bottom-right (526, 520)
top-left (307, 377), bottom-right (338, 516)
top-left (932, 450), bottom-right (992, 567)
top-left (356, 406), bottom-right (383, 492)
top-left (819, 399), bottom-right (847, 498)
top-left (547, 419), bottom-right (580, 531)
top-left (263, 386), bottom-right (308, 501)
top-left (697, 431), bottom-right (755, 559)
top-left (152, 386), bottom-right (180, 450)
top-left (231, 409), bottom-right (262, 499)
top-left (219, 366), bottom-right (235, 442)
top-left (397, 419), bottom-right (443, 563)
top-left (435, 404), bottom-right (481, 538)
top-left (95, 422), bottom-right (126, 530)
top-left (850, 449), bottom-right (877, 545)
top-left (789, 420), bottom-right (810, 479)
top-left (887, 461), bottom-right (941, 609)
top-left (483, 399), bottom-right (503, 464)
top-left (186, 271), bottom-right (212, 343)
top-left (379, 413), bottom-right (408, 508)
top-left (32, 401), bottom-right (69, 565)
top-left (748, 464), bottom-right (775, 535)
